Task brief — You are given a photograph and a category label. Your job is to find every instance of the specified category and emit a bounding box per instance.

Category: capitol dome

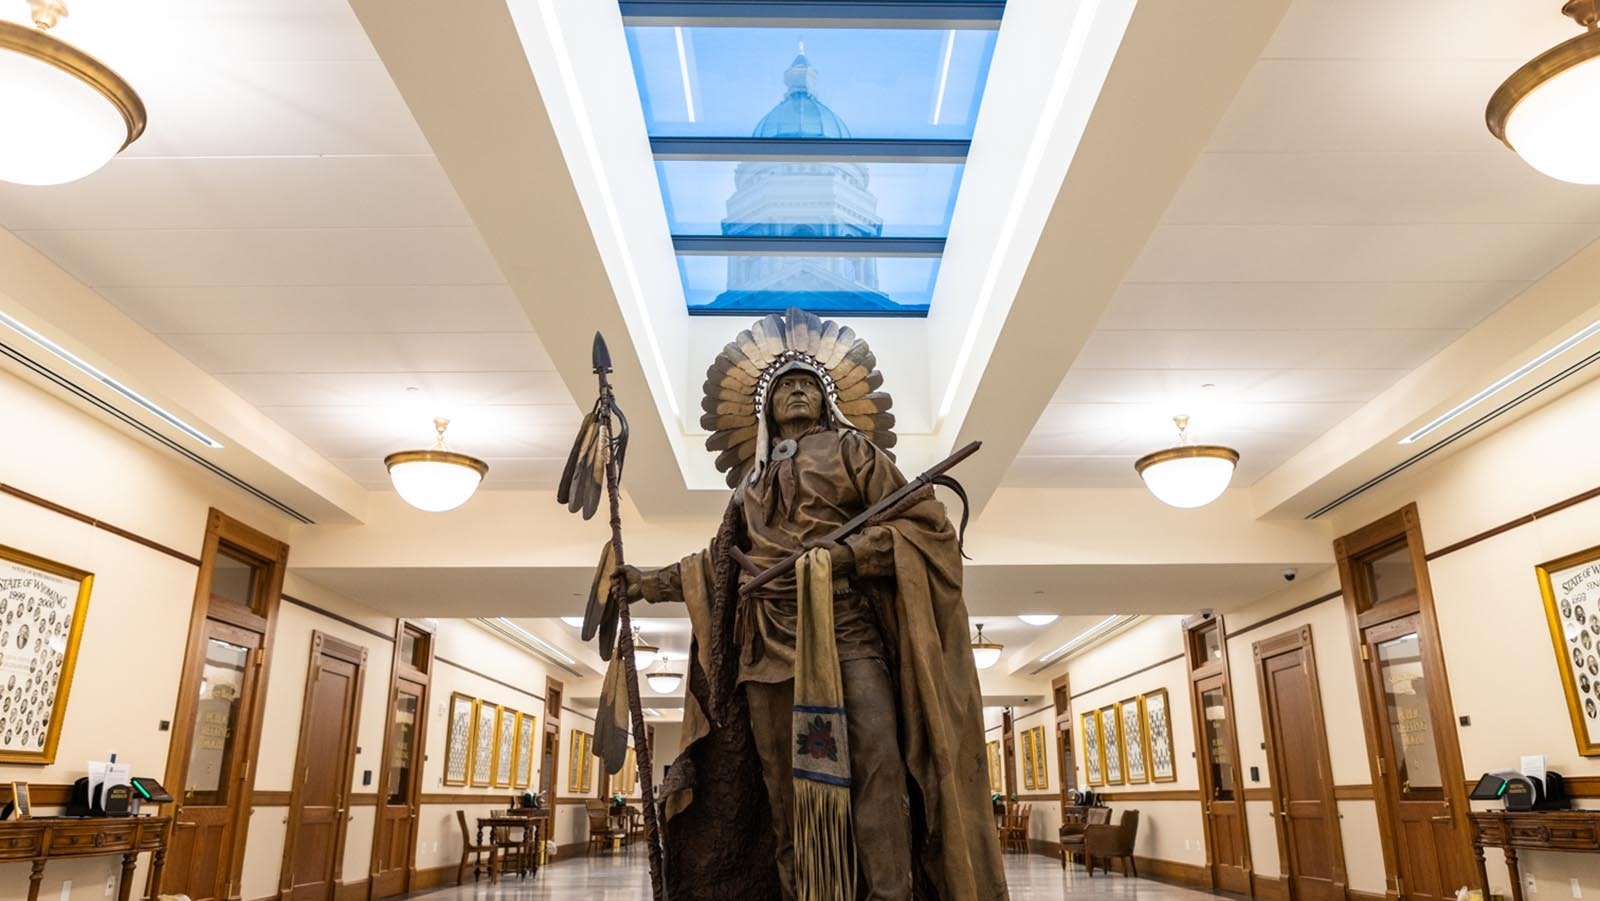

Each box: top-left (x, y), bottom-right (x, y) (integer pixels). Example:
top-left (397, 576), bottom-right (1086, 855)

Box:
top-left (752, 53), bottom-right (852, 139)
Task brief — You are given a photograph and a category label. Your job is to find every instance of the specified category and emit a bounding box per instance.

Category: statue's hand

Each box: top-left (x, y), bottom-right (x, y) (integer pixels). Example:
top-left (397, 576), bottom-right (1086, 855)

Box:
top-left (619, 564), bottom-right (645, 602)
top-left (814, 541), bottom-right (854, 575)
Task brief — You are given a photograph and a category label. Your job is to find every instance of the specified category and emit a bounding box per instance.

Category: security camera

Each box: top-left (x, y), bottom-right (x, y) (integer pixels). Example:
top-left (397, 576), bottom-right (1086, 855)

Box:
top-left (1282, 567), bottom-right (1298, 582)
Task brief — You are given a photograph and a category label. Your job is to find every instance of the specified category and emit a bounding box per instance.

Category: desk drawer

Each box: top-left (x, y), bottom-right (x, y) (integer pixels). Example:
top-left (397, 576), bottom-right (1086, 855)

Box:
top-left (47, 822), bottom-right (136, 855)
top-left (1509, 819), bottom-right (1600, 849)
top-left (0, 830), bottom-right (41, 859)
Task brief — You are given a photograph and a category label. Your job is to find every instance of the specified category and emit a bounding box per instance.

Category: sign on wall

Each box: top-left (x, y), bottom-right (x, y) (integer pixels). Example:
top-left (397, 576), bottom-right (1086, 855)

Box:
top-left (0, 545), bottom-right (93, 765)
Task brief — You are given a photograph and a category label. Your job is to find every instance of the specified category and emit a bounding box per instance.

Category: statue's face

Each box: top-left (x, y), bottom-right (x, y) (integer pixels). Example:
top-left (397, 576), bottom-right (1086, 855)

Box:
top-left (770, 371), bottom-right (824, 429)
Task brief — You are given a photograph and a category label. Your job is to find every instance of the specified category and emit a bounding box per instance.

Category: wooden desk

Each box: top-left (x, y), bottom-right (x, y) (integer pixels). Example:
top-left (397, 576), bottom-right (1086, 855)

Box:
top-left (475, 815), bottom-right (542, 881)
top-left (1471, 810), bottom-right (1600, 901)
top-left (0, 815), bottom-right (169, 901)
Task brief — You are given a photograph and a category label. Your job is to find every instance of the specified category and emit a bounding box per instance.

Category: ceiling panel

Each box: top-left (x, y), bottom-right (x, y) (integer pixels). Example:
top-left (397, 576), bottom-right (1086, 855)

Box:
top-left (1021, 402), bottom-right (1357, 455)
top-left (1260, 0), bottom-right (1575, 61)
top-left (1001, 454), bottom-right (1285, 489)
top-left (101, 285), bottom-right (529, 335)
top-left (1074, 329), bottom-right (1464, 372)
top-left (1165, 153), bottom-right (1600, 226)
top-left (1051, 368), bottom-right (1413, 406)
top-left (1126, 224), bottom-right (1599, 284)
top-left (1097, 282), bottom-right (1521, 332)
top-left (258, 404), bottom-right (580, 459)
top-left (218, 371), bottom-right (570, 409)
top-left (1206, 59), bottom-right (1513, 154)
top-left (0, 157), bottom-right (470, 231)
top-left (158, 332), bottom-right (553, 375)
top-left (15, 228), bottom-right (503, 288)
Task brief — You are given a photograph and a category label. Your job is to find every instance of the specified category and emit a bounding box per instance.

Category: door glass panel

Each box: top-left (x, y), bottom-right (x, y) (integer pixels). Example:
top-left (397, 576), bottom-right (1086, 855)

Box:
top-left (1376, 631), bottom-right (1444, 800)
top-left (210, 550), bottom-right (258, 609)
top-left (1366, 543), bottom-right (1417, 607)
top-left (1200, 686), bottom-right (1235, 800)
top-left (399, 629), bottom-right (428, 671)
top-left (184, 637), bottom-right (249, 805)
top-left (387, 688), bottom-right (420, 804)
top-left (1194, 623), bottom-right (1223, 665)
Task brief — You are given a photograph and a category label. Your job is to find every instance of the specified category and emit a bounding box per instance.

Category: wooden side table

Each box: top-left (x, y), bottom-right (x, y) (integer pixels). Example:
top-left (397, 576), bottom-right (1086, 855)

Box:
top-left (0, 816), bottom-right (170, 901)
top-left (1471, 809), bottom-right (1600, 901)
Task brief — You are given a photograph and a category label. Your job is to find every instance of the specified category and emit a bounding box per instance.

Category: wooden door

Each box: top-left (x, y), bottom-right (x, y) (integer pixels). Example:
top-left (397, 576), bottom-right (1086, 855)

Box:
top-left (166, 619), bottom-right (263, 901)
top-left (371, 621), bottom-right (432, 900)
top-left (1336, 505), bottom-right (1472, 901)
top-left (1256, 627), bottom-right (1346, 901)
top-left (1001, 708), bottom-right (1018, 797)
top-left (539, 678), bottom-right (563, 801)
top-left (1185, 612), bottom-right (1251, 894)
top-left (1363, 614), bottom-right (1471, 901)
top-left (1195, 672), bottom-right (1250, 892)
top-left (283, 634), bottom-right (365, 901)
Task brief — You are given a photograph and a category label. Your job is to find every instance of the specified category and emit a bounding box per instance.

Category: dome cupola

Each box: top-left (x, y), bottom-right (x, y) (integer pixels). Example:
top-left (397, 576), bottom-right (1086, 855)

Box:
top-left (752, 49), bottom-right (851, 139)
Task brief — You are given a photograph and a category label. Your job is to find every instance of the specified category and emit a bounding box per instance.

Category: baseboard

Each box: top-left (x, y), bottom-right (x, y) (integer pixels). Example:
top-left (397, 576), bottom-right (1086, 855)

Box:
top-left (1252, 874), bottom-right (1290, 901)
top-left (409, 863), bottom-right (461, 892)
top-left (334, 879), bottom-right (369, 901)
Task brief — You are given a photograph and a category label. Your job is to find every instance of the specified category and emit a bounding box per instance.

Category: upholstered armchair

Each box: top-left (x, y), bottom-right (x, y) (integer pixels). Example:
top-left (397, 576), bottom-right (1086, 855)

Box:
top-left (1059, 806), bottom-right (1110, 868)
top-left (1084, 809), bottom-right (1139, 876)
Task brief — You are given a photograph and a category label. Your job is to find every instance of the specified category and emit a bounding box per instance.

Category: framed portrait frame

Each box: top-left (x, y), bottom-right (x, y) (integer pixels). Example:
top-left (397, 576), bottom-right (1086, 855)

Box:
top-left (1080, 710), bottom-right (1103, 786)
top-left (568, 730), bottom-right (593, 794)
top-left (1021, 728), bottom-right (1037, 790)
top-left (986, 740), bottom-right (1002, 792)
top-left (0, 545), bottom-right (93, 765)
top-left (443, 692), bottom-right (474, 786)
top-left (492, 706), bottom-right (517, 787)
top-left (1537, 545), bottom-right (1600, 755)
top-left (1100, 705), bottom-right (1123, 785)
top-left (1029, 725), bottom-right (1048, 791)
top-left (1120, 697), bottom-right (1148, 784)
top-left (470, 701), bottom-right (496, 786)
top-left (513, 713), bottom-right (536, 788)
top-left (1144, 688), bottom-right (1177, 782)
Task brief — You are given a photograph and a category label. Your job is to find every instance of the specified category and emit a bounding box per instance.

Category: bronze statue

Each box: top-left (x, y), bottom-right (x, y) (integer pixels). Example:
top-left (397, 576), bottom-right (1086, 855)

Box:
top-left (605, 308), bottom-right (1007, 900)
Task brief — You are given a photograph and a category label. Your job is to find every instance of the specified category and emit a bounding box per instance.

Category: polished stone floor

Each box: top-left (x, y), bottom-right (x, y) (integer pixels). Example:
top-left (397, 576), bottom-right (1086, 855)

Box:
top-left (410, 853), bottom-right (1230, 900)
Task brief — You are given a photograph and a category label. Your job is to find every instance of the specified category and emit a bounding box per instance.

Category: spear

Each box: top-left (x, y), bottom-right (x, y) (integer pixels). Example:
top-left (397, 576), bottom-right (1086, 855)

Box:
top-left (556, 332), bottom-right (666, 900)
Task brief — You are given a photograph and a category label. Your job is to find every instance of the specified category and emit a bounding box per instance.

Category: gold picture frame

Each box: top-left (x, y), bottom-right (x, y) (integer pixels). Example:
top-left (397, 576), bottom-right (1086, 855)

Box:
top-left (443, 692), bottom-right (473, 786)
top-left (11, 782), bottom-right (30, 819)
top-left (1144, 688), bottom-right (1177, 782)
top-left (1120, 697), bottom-right (1148, 784)
top-left (0, 545), bottom-right (93, 765)
top-left (513, 713), bottom-right (536, 789)
top-left (567, 730), bottom-right (593, 794)
top-left (1100, 706), bottom-right (1123, 785)
top-left (986, 740), bottom-right (1002, 793)
top-left (1080, 710), bottom-right (1103, 786)
top-left (1537, 544), bottom-right (1600, 755)
top-left (492, 706), bottom-right (517, 788)
top-left (470, 701), bottom-right (496, 786)
top-left (1021, 727), bottom-right (1036, 791)
top-left (1029, 725), bottom-right (1048, 791)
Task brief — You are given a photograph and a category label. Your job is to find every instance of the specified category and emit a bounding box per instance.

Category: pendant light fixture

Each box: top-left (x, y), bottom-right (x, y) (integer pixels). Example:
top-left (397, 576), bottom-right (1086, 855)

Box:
top-left (629, 627), bottom-right (660, 671)
top-left (644, 657), bottom-right (683, 694)
top-left (384, 418), bottom-right (488, 512)
top-left (1488, 0), bottom-right (1600, 183)
top-left (1018, 614), bottom-right (1059, 626)
top-left (1134, 415), bottom-right (1239, 509)
top-left (0, 0), bottom-right (146, 185)
top-left (970, 623), bottom-right (1003, 671)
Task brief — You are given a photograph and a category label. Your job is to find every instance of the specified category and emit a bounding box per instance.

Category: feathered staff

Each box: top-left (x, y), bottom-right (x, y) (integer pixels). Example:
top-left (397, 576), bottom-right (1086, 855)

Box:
top-left (556, 333), bottom-right (665, 900)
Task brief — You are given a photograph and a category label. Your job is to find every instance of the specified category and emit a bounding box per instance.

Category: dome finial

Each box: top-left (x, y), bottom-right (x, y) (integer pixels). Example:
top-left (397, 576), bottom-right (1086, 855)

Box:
top-left (798, 39), bottom-right (805, 55)
top-left (784, 48), bottom-right (817, 96)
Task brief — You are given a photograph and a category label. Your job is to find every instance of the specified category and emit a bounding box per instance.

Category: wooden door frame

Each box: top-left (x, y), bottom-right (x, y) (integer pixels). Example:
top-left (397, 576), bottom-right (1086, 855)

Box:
top-left (1051, 673), bottom-right (1076, 802)
top-left (1182, 610), bottom-right (1253, 890)
top-left (1001, 708), bottom-right (1018, 798)
top-left (162, 509), bottom-right (288, 901)
top-left (1334, 503), bottom-right (1470, 901)
top-left (541, 677), bottom-right (564, 801)
top-left (280, 631), bottom-right (368, 901)
top-left (367, 619), bottom-right (434, 900)
top-left (1253, 624), bottom-right (1348, 900)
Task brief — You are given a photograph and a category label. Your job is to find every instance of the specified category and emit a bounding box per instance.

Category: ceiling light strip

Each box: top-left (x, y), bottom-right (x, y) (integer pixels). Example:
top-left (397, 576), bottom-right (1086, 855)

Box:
top-left (671, 235), bottom-right (946, 256)
top-left (1309, 345), bottom-right (1600, 519)
top-left (1029, 613), bottom-right (1136, 675)
top-left (1399, 318), bottom-right (1600, 445)
top-left (931, 29), bottom-right (956, 125)
top-left (0, 309), bottom-right (222, 449)
top-left (478, 617), bottom-right (583, 675)
top-left (618, 1), bottom-right (1006, 27)
top-left (673, 26), bottom-right (697, 123)
top-left (648, 137), bottom-right (970, 163)
top-left (937, 0), bottom-right (1102, 422)
top-left (0, 339), bottom-right (312, 523)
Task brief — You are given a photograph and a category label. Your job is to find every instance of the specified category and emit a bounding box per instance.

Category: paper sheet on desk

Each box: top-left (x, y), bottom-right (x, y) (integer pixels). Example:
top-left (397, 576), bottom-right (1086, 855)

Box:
top-left (1520, 754), bottom-right (1547, 786)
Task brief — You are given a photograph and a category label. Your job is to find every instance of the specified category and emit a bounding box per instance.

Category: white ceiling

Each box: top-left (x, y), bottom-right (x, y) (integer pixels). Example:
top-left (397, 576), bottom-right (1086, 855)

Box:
top-left (1004, 0), bottom-right (1600, 492)
top-left (0, 0), bottom-right (576, 492)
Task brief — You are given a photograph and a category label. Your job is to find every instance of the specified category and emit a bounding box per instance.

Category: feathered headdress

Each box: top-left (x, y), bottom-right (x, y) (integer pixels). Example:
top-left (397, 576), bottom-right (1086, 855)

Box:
top-left (701, 308), bottom-right (895, 487)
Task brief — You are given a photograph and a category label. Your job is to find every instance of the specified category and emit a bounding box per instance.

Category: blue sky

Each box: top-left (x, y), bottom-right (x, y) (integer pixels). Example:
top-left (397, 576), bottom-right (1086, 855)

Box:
top-left (626, 25), bottom-right (997, 139)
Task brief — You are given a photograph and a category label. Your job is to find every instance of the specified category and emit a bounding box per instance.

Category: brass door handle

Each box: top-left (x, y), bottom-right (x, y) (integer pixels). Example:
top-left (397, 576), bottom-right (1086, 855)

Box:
top-left (1430, 814), bottom-right (1453, 823)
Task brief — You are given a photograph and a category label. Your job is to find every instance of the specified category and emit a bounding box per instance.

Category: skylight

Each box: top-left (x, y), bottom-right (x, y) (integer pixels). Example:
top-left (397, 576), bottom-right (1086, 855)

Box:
top-left (620, 0), bottom-right (1004, 317)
